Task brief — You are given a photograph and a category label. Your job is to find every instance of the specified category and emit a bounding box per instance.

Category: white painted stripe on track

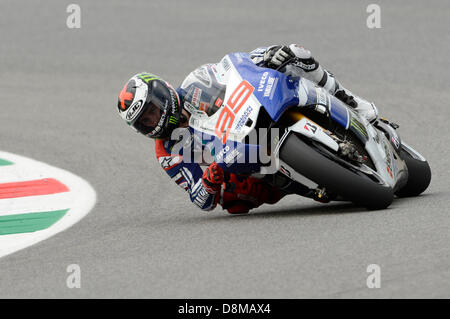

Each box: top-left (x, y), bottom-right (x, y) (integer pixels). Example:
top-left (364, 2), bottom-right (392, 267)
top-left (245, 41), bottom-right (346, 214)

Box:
top-left (0, 192), bottom-right (71, 216)
top-left (0, 151), bottom-right (97, 258)
top-left (0, 161), bottom-right (50, 183)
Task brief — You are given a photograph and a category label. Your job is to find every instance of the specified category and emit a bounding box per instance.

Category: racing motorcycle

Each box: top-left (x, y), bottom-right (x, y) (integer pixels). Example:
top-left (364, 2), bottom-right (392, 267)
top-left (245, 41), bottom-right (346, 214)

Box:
top-left (183, 52), bottom-right (431, 209)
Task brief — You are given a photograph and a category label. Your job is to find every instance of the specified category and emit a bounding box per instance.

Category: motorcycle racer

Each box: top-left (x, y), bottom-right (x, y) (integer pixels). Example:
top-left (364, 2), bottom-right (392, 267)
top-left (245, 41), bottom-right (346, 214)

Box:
top-left (117, 44), bottom-right (379, 214)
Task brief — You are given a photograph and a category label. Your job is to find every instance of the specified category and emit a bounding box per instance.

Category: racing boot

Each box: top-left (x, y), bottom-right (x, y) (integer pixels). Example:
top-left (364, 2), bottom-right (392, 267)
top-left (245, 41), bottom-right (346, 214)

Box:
top-left (353, 96), bottom-right (379, 123)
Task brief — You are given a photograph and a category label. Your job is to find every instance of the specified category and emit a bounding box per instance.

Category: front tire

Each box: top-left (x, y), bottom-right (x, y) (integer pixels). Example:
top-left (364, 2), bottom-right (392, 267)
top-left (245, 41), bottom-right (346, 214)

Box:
top-left (395, 148), bottom-right (431, 197)
top-left (279, 133), bottom-right (394, 210)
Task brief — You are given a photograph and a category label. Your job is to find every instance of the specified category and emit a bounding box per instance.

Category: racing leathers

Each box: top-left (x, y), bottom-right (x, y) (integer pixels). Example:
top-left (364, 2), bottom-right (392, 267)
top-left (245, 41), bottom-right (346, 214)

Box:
top-left (155, 44), bottom-right (378, 213)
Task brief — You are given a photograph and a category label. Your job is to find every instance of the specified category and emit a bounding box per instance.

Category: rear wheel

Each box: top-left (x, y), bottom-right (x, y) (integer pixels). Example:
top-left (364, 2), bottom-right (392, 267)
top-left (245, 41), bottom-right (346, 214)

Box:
top-left (395, 147), bottom-right (431, 197)
top-left (279, 133), bottom-right (394, 210)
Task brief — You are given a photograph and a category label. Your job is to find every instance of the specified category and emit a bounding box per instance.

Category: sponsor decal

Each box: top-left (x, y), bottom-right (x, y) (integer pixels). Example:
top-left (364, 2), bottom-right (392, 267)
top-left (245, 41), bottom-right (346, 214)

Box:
top-left (263, 77), bottom-right (278, 99)
top-left (222, 57), bottom-right (231, 71)
top-left (137, 73), bottom-right (160, 84)
top-left (224, 148), bottom-right (242, 166)
top-left (184, 101), bottom-right (204, 116)
top-left (186, 85), bottom-right (209, 113)
top-left (191, 87), bottom-right (202, 107)
top-left (215, 145), bottom-right (242, 165)
top-left (251, 47), bottom-right (267, 55)
top-left (391, 135), bottom-right (400, 149)
top-left (258, 72), bottom-right (269, 92)
top-left (168, 116), bottom-right (178, 125)
top-left (350, 117), bottom-right (369, 139)
top-left (273, 134), bottom-right (280, 147)
top-left (215, 145), bottom-right (230, 162)
top-left (305, 122), bottom-right (317, 133)
top-left (280, 165), bottom-right (291, 177)
top-left (159, 155), bottom-right (182, 170)
top-left (183, 101), bottom-right (196, 114)
top-left (316, 88), bottom-right (328, 106)
top-left (293, 60), bottom-right (317, 70)
top-left (234, 106), bottom-right (254, 132)
top-left (215, 97), bottom-right (223, 107)
top-left (193, 67), bottom-right (211, 87)
top-left (210, 64), bottom-right (224, 83)
top-left (383, 141), bottom-right (395, 179)
top-left (126, 100), bottom-right (143, 121)
top-left (193, 187), bottom-right (211, 207)
top-left (373, 131), bottom-right (380, 143)
top-left (148, 99), bottom-right (169, 136)
top-left (386, 166), bottom-right (393, 178)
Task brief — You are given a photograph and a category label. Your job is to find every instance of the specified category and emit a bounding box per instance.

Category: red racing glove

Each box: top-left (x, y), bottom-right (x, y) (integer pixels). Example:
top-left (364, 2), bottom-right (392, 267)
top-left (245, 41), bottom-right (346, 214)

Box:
top-left (202, 162), bottom-right (224, 194)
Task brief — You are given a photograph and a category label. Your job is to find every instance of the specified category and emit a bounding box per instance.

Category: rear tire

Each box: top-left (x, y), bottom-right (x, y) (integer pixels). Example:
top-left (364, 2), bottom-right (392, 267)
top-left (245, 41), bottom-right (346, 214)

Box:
top-left (279, 133), bottom-right (394, 210)
top-left (395, 148), bottom-right (431, 197)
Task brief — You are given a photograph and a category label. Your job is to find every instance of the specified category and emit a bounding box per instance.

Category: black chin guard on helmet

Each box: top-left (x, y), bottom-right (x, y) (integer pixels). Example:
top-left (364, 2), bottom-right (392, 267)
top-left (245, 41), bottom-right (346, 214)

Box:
top-left (133, 79), bottom-right (181, 139)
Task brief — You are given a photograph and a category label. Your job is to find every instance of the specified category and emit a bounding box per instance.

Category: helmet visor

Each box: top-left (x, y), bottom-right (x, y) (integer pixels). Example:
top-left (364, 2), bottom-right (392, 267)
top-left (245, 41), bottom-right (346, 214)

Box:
top-left (133, 81), bottom-right (172, 136)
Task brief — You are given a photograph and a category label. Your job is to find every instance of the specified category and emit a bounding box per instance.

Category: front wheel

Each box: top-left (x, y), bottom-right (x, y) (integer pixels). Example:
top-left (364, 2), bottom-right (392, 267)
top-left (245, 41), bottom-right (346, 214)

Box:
top-left (395, 146), bottom-right (431, 197)
top-left (279, 133), bottom-right (394, 210)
